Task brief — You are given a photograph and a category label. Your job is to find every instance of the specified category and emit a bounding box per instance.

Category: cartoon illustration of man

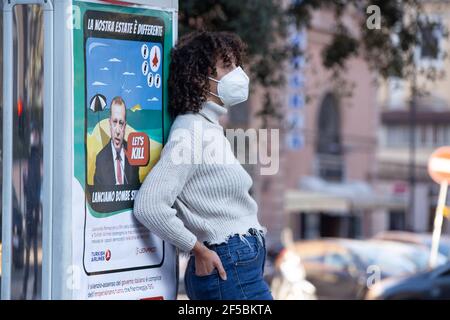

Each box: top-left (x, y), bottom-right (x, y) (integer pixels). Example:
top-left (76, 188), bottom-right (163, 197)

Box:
top-left (94, 97), bottom-right (140, 187)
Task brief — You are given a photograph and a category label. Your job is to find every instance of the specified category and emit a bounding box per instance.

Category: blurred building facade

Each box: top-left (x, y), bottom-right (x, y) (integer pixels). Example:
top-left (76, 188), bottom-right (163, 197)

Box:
top-left (279, 8), bottom-right (404, 242)
top-left (225, 7), bottom-right (413, 247)
top-left (376, 0), bottom-right (450, 235)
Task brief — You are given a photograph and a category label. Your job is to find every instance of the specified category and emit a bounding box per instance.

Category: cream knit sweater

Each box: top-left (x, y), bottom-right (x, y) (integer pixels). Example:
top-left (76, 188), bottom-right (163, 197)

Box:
top-left (133, 100), bottom-right (266, 253)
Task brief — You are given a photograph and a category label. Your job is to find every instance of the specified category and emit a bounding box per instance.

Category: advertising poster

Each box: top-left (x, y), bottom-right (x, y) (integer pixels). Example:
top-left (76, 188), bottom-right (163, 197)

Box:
top-left (72, 1), bottom-right (176, 299)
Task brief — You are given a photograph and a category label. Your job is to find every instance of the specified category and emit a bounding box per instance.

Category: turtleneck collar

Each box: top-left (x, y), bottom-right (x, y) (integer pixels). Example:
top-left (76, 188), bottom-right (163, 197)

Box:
top-left (198, 100), bottom-right (228, 124)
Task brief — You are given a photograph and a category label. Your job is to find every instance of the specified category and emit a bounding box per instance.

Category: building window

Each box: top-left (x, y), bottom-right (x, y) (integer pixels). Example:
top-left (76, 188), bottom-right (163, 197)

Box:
top-left (389, 210), bottom-right (406, 231)
top-left (446, 126), bottom-right (450, 144)
top-left (316, 93), bottom-right (343, 181)
top-left (387, 77), bottom-right (405, 109)
top-left (300, 212), bottom-right (320, 240)
top-left (420, 23), bottom-right (441, 60)
top-left (420, 125), bottom-right (428, 147)
top-left (385, 125), bottom-right (408, 148)
top-left (384, 124), bottom-right (450, 149)
top-left (416, 15), bottom-right (444, 69)
top-left (420, 26), bottom-right (439, 59)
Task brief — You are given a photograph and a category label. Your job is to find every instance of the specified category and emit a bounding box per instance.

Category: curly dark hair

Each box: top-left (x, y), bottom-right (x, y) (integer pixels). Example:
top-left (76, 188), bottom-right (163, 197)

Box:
top-left (168, 31), bottom-right (247, 117)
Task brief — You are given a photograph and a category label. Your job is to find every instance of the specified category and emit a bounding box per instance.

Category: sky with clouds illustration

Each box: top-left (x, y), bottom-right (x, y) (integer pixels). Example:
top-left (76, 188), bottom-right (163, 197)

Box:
top-left (86, 37), bottom-right (163, 112)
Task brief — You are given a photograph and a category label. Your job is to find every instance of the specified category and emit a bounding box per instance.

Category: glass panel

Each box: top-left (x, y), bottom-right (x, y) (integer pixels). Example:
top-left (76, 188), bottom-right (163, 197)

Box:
top-left (0, 3), bottom-right (3, 298)
top-left (10, 5), bottom-right (44, 300)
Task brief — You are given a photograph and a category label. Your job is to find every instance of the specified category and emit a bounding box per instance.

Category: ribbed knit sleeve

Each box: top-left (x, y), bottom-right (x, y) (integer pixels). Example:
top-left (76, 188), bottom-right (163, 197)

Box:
top-left (133, 126), bottom-right (199, 253)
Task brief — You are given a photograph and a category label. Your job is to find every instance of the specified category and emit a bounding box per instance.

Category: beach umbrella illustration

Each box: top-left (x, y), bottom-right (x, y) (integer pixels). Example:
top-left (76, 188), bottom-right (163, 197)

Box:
top-left (90, 94), bottom-right (107, 112)
top-left (142, 60), bottom-right (149, 76)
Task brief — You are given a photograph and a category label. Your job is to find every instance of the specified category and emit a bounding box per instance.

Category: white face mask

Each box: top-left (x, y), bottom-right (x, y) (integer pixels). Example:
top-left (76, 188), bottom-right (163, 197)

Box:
top-left (209, 66), bottom-right (250, 107)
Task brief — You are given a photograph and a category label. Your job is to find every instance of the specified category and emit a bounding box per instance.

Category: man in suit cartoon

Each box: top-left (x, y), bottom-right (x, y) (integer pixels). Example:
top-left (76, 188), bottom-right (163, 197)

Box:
top-left (94, 97), bottom-right (140, 187)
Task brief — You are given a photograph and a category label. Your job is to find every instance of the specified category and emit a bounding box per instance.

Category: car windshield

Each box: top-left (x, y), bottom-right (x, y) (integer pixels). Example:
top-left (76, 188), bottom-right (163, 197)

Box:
top-left (344, 241), bottom-right (429, 276)
top-left (423, 238), bottom-right (450, 259)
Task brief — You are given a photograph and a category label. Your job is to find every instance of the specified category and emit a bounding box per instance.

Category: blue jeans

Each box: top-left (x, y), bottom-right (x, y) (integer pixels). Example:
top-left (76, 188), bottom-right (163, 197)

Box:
top-left (184, 231), bottom-right (273, 300)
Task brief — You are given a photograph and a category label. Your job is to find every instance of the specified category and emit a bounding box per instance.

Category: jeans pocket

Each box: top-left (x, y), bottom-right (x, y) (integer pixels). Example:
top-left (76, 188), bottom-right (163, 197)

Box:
top-left (186, 257), bottom-right (222, 300)
top-left (233, 248), bottom-right (272, 300)
top-left (184, 257), bottom-right (194, 299)
top-left (190, 270), bottom-right (221, 300)
top-left (235, 242), bottom-right (260, 266)
top-left (195, 268), bottom-right (218, 278)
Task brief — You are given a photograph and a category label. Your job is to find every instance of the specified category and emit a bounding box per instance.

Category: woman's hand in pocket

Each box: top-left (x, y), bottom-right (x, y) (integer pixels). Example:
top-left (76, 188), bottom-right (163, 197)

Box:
top-left (192, 241), bottom-right (227, 281)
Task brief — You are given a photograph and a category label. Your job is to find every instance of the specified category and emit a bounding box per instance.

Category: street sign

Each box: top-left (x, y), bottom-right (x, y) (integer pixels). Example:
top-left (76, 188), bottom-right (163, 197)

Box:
top-left (428, 146), bottom-right (450, 268)
top-left (428, 146), bottom-right (450, 184)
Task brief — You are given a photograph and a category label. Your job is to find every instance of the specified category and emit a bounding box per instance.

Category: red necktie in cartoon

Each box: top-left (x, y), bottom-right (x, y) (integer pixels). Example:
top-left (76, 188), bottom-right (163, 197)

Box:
top-left (116, 153), bottom-right (123, 185)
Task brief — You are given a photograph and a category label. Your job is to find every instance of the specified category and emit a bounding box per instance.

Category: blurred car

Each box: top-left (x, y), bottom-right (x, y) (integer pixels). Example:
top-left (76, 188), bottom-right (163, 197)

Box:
top-left (373, 231), bottom-right (450, 259)
top-left (366, 262), bottom-right (450, 300)
top-left (272, 238), bottom-right (445, 300)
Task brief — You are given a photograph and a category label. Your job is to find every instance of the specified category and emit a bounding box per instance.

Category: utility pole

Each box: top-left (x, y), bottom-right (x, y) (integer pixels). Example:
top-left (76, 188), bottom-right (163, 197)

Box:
top-left (407, 8), bottom-right (420, 233)
top-left (408, 88), bottom-right (417, 232)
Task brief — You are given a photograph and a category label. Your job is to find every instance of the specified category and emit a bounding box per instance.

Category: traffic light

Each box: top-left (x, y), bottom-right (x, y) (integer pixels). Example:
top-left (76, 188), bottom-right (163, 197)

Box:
top-left (17, 97), bottom-right (25, 140)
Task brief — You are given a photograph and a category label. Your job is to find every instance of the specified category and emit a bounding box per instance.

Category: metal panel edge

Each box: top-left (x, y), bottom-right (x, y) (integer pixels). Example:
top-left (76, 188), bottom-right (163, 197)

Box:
top-left (3, 0), bottom-right (53, 10)
top-left (72, 0), bottom-right (177, 12)
top-left (42, 2), bottom-right (54, 300)
top-left (1, 3), bottom-right (14, 301)
top-left (171, 6), bottom-right (179, 300)
top-left (3, 0), bottom-right (54, 300)
top-left (51, 0), bottom-right (74, 300)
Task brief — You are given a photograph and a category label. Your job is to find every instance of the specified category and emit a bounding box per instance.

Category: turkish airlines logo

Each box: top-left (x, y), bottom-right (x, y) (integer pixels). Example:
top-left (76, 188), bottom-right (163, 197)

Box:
top-left (105, 249), bottom-right (111, 261)
top-left (90, 249), bottom-right (111, 262)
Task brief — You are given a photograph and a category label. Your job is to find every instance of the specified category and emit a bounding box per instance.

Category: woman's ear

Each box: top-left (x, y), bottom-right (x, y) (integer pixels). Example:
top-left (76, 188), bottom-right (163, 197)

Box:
top-left (207, 66), bottom-right (213, 77)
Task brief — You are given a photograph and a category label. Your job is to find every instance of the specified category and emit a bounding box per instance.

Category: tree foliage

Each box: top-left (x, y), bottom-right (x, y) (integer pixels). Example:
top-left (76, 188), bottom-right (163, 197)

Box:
top-left (179, 0), bottom-right (289, 124)
top-left (178, 0), bottom-right (446, 122)
top-left (290, 0), bottom-right (447, 84)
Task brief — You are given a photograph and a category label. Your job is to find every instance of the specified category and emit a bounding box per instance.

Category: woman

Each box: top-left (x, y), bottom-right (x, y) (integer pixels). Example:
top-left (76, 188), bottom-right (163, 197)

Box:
top-left (133, 31), bottom-right (273, 300)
